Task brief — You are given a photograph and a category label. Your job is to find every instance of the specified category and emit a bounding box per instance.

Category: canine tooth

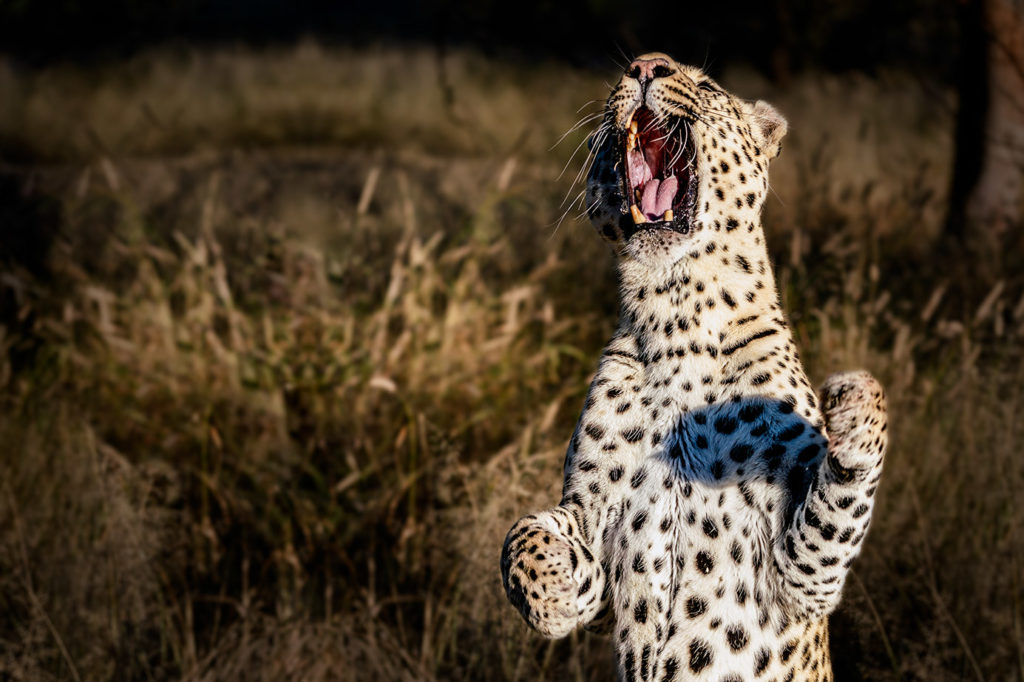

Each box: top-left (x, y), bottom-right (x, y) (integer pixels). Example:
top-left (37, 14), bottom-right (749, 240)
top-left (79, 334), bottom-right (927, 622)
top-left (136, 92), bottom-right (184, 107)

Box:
top-left (630, 119), bottom-right (638, 134)
top-left (664, 209), bottom-right (674, 221)
top-left (630, 204), bottom-right (645, 223)
top-left (628, 132), bottom-right (636, 149)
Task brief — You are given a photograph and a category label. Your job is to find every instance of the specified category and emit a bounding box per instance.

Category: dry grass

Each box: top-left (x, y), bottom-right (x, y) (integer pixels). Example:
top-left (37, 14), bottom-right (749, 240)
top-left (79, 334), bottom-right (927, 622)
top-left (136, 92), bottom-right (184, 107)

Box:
top-left (0, 43), bottom-right (1022, 681)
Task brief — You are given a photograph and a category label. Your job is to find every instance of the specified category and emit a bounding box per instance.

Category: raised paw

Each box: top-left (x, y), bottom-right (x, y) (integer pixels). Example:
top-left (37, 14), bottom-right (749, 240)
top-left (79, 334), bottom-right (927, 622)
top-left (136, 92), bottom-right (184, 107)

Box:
top-left (820, 370), bottom-right (888, 478)
top-left (500, 510), bottom-right (605, 638)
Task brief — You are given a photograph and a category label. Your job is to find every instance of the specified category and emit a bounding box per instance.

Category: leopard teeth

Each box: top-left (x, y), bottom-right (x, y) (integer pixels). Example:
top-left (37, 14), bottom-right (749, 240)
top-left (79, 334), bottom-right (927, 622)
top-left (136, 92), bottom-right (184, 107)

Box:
top-left (630, 204), bottom-right (645, 223)
top-left (664, 209), bottom-right (673, 221)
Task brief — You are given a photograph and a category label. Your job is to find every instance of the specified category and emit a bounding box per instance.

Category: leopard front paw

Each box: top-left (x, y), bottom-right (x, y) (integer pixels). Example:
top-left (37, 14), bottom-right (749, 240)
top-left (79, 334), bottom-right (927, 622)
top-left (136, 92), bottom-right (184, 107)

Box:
top-left (500, 514), bottom-right (602, 638)
top-left (820, 370), bottom-right (888, 478)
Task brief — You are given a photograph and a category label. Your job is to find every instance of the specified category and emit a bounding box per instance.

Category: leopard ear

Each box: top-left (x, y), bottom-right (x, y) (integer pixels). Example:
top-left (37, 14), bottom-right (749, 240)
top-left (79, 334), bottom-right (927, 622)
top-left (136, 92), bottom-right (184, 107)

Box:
top-left (742, 100), bottom-right (788, 161)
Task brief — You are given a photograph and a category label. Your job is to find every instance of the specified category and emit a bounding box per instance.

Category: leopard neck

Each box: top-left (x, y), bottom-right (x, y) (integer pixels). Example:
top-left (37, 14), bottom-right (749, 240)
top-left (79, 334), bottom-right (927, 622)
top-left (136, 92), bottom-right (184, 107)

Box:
top-left (615, 230), bottom-right (787, 371)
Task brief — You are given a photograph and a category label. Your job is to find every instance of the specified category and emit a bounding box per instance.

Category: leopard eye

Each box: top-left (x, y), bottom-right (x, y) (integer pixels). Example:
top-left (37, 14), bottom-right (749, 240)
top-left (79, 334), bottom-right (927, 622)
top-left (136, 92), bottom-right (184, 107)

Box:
top-left (697, 81), bottom-right (717, 92)
top-left (652, 65), bottom-right (673, 79)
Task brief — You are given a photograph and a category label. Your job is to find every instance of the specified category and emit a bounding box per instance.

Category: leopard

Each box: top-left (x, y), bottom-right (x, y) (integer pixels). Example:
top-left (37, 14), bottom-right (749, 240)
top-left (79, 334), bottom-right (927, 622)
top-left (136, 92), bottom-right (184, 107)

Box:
top-left (500, 53), bottom-right (888, 682)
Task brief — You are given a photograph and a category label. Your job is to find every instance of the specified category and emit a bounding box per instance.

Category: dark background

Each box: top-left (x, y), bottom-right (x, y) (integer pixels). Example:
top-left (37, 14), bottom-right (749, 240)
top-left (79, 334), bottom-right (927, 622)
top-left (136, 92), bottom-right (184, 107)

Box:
top-left (1, 0), bottom-right (958, 78)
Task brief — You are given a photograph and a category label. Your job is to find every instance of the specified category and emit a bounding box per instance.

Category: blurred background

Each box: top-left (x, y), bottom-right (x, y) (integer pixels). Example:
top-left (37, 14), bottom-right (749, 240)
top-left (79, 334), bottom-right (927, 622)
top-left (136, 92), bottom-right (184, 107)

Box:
top-left (1, 1), bottom-right (1022, 680)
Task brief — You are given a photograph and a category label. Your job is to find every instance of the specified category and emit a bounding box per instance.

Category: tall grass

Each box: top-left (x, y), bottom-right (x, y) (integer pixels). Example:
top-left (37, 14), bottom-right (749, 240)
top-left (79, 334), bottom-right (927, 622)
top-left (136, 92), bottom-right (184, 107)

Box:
top-left (0, 44), bottom-right (1021, 681)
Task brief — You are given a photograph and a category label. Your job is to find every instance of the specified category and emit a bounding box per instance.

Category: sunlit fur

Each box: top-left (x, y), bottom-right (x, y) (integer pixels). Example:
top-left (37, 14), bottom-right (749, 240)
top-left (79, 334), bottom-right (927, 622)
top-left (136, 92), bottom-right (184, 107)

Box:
top-left (502, 54), bottom-right (888, 681)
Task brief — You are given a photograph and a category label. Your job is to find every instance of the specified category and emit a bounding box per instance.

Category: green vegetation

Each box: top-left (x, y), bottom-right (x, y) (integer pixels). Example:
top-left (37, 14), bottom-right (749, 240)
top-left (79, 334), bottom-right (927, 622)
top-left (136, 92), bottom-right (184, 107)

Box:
top-left (1, 44), bottom-right (1021, 680)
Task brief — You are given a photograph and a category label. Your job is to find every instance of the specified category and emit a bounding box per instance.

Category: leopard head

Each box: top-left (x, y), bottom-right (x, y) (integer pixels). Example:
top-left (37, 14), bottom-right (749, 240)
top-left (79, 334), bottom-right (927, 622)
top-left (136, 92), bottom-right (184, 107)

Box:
top-left (585, 53), bottom-right (787, 266)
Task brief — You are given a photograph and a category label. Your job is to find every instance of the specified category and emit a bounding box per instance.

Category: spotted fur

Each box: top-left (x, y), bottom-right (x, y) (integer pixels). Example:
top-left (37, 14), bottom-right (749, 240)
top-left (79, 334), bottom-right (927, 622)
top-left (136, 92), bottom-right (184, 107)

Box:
top-left (500, 53), bottom-right (888, 681)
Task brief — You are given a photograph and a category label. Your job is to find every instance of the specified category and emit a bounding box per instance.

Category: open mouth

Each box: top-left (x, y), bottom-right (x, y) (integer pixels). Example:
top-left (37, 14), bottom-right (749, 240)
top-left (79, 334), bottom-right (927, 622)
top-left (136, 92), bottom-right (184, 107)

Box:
top-left (622, 107), bottom-right (697, 233)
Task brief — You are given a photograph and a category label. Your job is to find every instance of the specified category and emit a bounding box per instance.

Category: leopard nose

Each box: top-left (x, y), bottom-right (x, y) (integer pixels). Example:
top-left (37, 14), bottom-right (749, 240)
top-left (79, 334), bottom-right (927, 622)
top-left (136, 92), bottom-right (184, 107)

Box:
top-left (626, 57), bottom-right (675, 85)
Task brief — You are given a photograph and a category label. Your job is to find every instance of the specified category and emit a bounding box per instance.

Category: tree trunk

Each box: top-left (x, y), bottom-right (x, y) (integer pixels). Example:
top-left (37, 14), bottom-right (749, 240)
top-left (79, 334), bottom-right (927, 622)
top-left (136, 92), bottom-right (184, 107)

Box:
top-left (949, 0), bottom-right (1024, 261)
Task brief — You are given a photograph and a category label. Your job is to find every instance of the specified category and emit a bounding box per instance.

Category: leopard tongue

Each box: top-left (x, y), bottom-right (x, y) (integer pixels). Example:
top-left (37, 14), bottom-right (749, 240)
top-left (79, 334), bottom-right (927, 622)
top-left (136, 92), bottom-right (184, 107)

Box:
top-left (628, 149), bottom-right (652, 189)
top-left (640, 174), bottom-right (678, 220)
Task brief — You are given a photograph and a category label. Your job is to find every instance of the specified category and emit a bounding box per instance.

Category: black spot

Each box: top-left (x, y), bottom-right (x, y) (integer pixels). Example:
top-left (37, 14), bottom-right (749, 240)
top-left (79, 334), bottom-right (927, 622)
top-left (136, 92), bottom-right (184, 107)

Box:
top-left (624, 649), bottom-right (636, 681)
top-left (726, 625), bottom-right (749, 651)
top-left (577, 576), bottom-right (592, 595)
top-left (662, 657), bottom-right (679, 681)
top-left (622, 427), bottom-right (645, 443)
top-left (696, 551), bottom-right (714, 574)
top-left (632, 511), bottom-right (648, 531)
top-left (779, 423), bottom-right (805, 441)
top-left (610, 466), bottom-right (624, 482)
top-left (798, 443), bottom-right (821, 463)
top-left (702, 517), bottom-right (718, 538)
top-left (754, 647), bottom-right (771, 674)
top-left (739, 404), bottom-right (764, 422)
top-left (751, 372), bottom-right (771, 385)
top-left (714, 416), bottom-right (738, 434)
top-left (578, 460), bottom-right (597, 471)
top-left (730, 541), bottom-right (743, 564)
top-left (729, 443), bottom-right (754, 462)
top-left (726, 217), bottom-right (739, 231)
top-left (634, 598), bottom-right (648, 624)
top-left (631, 469), bottom-right (648, 489)
top-left (696, 434), bottom-right (709, 449)
top-left (785, 535), bottom-right (798, 561)
top-left (584, 423), bottom-right (605, 440)
top-left (688, 639), bottom-right (713, 672)
top-left (686, 596), bottom-right (707, 618)
top-left (632, 553), bottom-right (646, 573)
